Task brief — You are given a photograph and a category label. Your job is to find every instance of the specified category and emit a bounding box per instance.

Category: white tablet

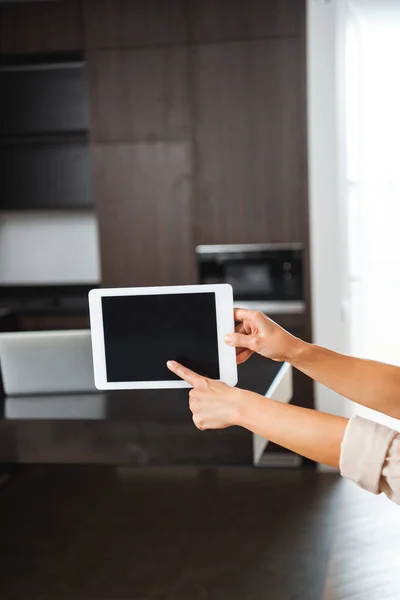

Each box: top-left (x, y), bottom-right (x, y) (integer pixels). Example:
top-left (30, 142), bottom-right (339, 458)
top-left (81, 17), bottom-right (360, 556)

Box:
top-left (88, 284), bottom-right (237, 390)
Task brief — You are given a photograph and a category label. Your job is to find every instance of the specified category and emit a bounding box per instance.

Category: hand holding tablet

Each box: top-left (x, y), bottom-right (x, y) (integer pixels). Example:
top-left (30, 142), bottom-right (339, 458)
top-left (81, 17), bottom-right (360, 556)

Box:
top-left (88, 284), bottom-right (237, 390)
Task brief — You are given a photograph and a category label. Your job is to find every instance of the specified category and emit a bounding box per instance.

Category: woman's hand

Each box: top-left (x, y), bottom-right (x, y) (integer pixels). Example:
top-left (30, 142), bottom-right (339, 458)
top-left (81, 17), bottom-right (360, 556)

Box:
top-left (166, 360), bottom-right (250, 430)
top-left (225, 308), bottom-right (302, 365)
top-left (167, 360), bottom-right (347, 470)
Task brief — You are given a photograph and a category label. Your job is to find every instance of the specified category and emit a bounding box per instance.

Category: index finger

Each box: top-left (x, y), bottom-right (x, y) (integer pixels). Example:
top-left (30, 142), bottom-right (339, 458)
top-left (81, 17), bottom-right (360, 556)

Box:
top-left (167, 360), bottom-right (205, 387)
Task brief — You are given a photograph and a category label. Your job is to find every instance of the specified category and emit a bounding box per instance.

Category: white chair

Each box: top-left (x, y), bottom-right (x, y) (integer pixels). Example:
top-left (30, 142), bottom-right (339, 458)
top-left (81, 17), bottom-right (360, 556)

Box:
top-left (5, 393), bottom-right (105, 419)
top-left (0, 330), bottom-right (96, 396)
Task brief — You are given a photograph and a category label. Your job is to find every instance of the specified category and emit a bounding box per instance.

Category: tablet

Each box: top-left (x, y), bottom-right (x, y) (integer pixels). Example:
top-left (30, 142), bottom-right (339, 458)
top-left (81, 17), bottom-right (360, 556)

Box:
top-left (88, 284), bottom-right (237, 390)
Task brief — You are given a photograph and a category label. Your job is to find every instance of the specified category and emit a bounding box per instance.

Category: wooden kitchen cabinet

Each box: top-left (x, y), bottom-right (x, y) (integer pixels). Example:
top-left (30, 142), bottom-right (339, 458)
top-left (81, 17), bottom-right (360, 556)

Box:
top-left (85, 0), bottom-right (309, 275)
top-left (83, 0), bottom-right (186, 49)
top-left (187, 0), bottom-right (302, 43)
top-left (92, 142), bottom-right (196, 287)
top-left (0, 1), bottom-right (82, 55)
top-left (87, 47), bottom-right (190, 143)
top-left (83, 0), bottom-right (301, 49)
top-left (192, 37), bottom-right (306, 245)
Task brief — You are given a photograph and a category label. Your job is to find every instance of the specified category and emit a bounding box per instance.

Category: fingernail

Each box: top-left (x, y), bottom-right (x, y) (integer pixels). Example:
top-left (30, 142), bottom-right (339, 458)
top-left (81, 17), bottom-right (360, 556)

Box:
top-left (167, 361), bottom-right (174, 368)
top-left (224, 334), bottom-right (233, 345)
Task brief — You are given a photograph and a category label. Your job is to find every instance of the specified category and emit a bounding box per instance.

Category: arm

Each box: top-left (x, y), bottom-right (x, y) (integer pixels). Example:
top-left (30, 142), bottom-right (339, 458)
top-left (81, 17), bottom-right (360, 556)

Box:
top-left (225, 309), bottom-right (400, 420)
top-left (167, 361), bottom-right (400, 504)
top-left (290, 342), bottom-right (400, 421)
top-left (239, 393), bottom-right (348, 468)
top-left (167, 360), bottom-right (348, 468)
top-left (168, 361), bottom-right (400, 504)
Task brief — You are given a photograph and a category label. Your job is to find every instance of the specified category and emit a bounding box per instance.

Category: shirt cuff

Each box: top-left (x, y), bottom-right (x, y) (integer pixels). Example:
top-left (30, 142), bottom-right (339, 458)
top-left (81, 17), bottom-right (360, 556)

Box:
top-left (340, 415), bottom-right (398, 495)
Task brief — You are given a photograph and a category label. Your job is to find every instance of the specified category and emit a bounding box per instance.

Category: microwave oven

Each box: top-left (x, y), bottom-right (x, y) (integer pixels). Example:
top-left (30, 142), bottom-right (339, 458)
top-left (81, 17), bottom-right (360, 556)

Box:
top-left (196, 243), bottom-right (305, 314)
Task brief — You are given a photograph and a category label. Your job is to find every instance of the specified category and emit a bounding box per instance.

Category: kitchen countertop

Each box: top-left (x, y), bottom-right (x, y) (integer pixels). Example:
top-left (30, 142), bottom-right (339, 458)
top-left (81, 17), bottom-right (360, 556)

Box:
top-left (0, 361), bottom-right (292, 466)
top-left (0, 284), bottom-right (95, 317)
top-left (0, 298), bottom-right (90, 317)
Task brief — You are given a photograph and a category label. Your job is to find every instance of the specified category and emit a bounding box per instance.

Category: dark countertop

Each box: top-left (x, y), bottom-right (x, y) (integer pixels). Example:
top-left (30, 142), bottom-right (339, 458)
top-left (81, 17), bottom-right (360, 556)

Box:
top-left (0, 284), bottom-right (95, 317)
top-left (0, 299), bottom-right (90, 318)
top-left (0, 466), bottom-right (343, 600)
top-left (0, 360), bottom-right (283, 466)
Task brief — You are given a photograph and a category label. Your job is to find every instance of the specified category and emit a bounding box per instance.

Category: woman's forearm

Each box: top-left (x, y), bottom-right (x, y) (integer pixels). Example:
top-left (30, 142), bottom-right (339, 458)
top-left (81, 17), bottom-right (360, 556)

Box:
top-left (230, 309), bottom-right (400, 419)
top-left (238, 392), bottom-right (348, 468)
top-left (288, 341), bottom-right (400, 420)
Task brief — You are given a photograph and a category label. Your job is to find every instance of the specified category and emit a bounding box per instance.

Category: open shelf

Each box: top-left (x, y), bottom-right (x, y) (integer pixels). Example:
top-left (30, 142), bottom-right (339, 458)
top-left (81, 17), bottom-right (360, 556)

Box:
top-left (0, 52), bottom-right (92, 210)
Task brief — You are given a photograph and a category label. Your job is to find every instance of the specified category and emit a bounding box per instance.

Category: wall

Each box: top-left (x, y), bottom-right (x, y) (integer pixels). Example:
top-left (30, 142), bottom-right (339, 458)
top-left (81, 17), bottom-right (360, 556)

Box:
top-left (307, 0), bottom-right (399, 437)
top-left (344, 0), bottom-right (400, 431)
top-left (306, 0), bottom-right (348, 429)
top-left (0, 211), bottom-right (101, 284)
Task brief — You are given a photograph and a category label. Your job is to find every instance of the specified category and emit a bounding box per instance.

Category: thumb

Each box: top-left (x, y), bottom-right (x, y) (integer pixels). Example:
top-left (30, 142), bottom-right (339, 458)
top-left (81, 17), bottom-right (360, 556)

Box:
top-left (224, 332), bottom-right (257, 350)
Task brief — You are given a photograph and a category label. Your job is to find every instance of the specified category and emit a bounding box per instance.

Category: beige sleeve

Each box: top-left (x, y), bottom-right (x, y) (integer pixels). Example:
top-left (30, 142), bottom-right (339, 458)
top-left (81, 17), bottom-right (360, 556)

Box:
top-left (340, 415), bottom-right (400, 505)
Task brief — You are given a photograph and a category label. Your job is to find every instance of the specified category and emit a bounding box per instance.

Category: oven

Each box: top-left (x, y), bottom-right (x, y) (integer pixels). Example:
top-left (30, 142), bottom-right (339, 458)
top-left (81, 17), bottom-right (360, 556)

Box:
top-left (196, 243), bottom-right (305, 315)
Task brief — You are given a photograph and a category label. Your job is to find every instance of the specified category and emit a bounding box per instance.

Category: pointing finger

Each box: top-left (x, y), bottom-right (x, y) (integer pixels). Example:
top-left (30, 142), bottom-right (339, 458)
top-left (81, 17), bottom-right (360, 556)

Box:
top-left (167, 360), bottom-right (206, 387)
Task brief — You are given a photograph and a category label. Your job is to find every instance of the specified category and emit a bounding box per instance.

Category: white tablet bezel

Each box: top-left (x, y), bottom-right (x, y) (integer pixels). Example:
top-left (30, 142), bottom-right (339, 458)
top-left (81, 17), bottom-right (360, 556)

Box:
top-left (88, 284), bottom-right (237, 390)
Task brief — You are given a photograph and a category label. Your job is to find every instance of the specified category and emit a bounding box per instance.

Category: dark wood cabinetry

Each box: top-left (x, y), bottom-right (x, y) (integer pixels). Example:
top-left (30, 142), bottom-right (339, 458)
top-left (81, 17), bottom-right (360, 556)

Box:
top-left (92, 143), bottom-right (195, 286)
top-left (0, 1), bottom-right (82, 55)
top-left (83, 0), bottom-right (187, 49)
top-left (192, 38), bottom-right (305, 245)
top-left (84, 0), bottom-right (301, 49)
top-left (86, 0), bottom-right (308, 284)
top-left (87, 47), bottom-right (190, 143)
top-left (187, 0), bottom-right (302, 42)
top-left (0, 0), bottom-right (308, 272)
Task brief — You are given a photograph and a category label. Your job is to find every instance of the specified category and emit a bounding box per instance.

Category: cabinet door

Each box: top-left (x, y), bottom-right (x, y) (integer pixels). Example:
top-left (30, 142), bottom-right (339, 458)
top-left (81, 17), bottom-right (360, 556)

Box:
top-left (83, 0), bottom-right (186, 49)
top-left (192, 38), bottom-right (306, 245)
top-left (0, 1), bottom-right (82, 55)
top-left (87, 47), bottom-right (190, 143)
top-left (92, 142), bottom-right (195, 287)
top-left (187, 0), bottom-right (302, 43)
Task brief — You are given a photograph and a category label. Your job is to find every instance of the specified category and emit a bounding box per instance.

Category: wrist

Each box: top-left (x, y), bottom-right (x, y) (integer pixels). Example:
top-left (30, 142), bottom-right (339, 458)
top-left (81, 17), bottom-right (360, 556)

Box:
top-left (235, 390), bottom-right (264, 429)
top-left (284, 336), bottom-right (311, 365)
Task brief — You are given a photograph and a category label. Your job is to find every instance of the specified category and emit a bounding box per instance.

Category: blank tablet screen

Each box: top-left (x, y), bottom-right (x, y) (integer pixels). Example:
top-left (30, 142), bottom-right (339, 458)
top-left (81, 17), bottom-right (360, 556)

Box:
top-left (101, 293), bottom-right (220, 382)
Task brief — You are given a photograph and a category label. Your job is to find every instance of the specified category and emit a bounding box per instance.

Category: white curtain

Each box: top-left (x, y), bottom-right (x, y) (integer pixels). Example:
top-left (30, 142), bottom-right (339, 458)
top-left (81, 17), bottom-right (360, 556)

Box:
top-left (344, 0), bottom-right (400, 427)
